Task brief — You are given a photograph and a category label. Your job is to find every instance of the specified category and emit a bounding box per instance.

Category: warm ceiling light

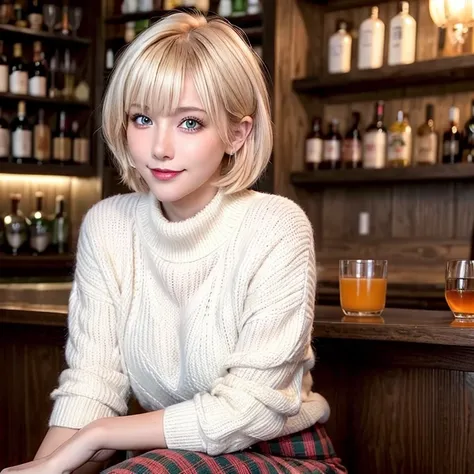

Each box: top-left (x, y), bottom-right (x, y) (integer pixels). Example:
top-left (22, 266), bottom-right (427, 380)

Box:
top-left (429, 0), bottom-right (474, 45)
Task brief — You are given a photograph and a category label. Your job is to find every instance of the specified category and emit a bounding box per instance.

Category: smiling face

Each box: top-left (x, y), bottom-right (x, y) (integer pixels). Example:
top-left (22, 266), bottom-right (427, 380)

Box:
top-left (126, 76), bottom-right (229, 208)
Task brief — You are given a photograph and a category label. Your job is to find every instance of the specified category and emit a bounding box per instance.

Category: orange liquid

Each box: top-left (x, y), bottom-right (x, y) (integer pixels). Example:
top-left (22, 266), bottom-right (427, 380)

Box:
top-left (339, 277), bottom-right (387, 312)
top-left (445, 290), bottom-right (474, 314)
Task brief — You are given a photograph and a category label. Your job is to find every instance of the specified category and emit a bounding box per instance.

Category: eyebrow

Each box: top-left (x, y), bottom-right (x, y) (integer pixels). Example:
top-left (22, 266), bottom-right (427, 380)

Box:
top-left (129, 104), bottom-right (207, 115)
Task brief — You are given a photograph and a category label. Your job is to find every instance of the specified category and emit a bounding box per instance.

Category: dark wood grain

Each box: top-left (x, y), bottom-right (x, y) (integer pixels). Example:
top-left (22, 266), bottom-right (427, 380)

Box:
top-left (0, 24), bottom-right (91, 45)
top-left (291, 163), bottom-right (474, 185)
top-left (0, 92), bottom-right (91, 109)
top-left (0, 163), bottom-right (96, 177)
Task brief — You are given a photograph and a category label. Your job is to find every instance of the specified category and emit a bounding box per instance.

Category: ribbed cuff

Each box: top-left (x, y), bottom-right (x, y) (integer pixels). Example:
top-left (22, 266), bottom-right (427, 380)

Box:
top-left (49, 396), bottom-right (118, 429)
top-left (163, 399), bottom-right (205, 452)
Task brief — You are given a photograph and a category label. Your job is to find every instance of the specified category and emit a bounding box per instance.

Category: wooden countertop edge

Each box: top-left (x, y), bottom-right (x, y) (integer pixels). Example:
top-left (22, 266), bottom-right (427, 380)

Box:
top-left (0, 305), bottom-right (67, 327)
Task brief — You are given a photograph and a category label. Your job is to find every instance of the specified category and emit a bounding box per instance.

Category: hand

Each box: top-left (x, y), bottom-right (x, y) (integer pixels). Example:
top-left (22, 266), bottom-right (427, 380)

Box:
top-left (1, 426), bottom-right (114, 474)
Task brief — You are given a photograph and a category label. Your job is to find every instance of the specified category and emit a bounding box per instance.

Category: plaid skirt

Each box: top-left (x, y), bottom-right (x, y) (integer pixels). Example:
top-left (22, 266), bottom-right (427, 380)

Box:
top-left (102, 423), bottom-right (347, 474)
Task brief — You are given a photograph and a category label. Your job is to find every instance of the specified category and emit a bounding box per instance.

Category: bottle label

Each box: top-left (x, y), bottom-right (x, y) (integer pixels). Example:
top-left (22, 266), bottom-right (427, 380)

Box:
top-left (415, 133), bottom-right (438, 164)
top-left (53, 137), bottom-right (72, 161)
top-left (444, 139), bottom-right (459, 156)
top-left (0, 65), bottom-right (8, 93)
top-left (389, 22), bottom-right (416, 64)
top-left (34, 125), bottom-right (51, 161)
top-left (329, 36), bottom-right (351, 73)
top-left (0, 128), bottom-right (10, 158)
top-left (323, 139), bottom-right (341, 161)
top-left (29, 76), bottom-right (47, 97)
top-left (73, 138), bottom-right (90, 164)
top-left (388, 131), bottom-right (411, 162)
top-left (342, 138), bottom-right (362, 163)
top-left (305, 138), bottom-right (323, 164)
top-left (363, 131), bottom-right (386, 168)
top-left (12, 130), bottom-right (32, 158)
top-left (9, 71), bottom-right (28, 95)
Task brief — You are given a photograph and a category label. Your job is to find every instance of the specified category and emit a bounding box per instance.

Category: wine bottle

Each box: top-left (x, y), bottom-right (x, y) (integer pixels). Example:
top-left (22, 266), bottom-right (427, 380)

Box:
top-left (0, 40), bottom-right (8, 94)
top-left (442, 106), bottom-right (462, 164)
top-left (52, 195), bottom-right (69, 254)
top-left (387, 110), bottom-right (412, 167)
top-left (34, 108), bottom-right (51, 163)
top-left (53, 110), bottom-right (72, 163)
top-left (3, 194), bottom-right (28, 256)
top-left (463, 99), bottom-right (474, 163)
top-left (11, 101), bottom-right (32, 163)
top-left (363, 100), bottom-right (387, 168)
top-left (13, 2), bottom-right (27, 27)
top-left (9, 43), bottom-right (28, 95)
top-left (27, 0), bottom-right (43, 31)
top-left (342, 111), bottom-right (362, 168)
top-left (29, 191), bottom-right (51, 255)
top-left (71, 120), bottom-right (89, 164)
top-left (304, 117), bottom-right (323, 171)
top-left (414, 104), bottom-right (438, 165)
top-left (0, 107), bottom-right (10, 161)
top-left (29, 41), bottom-right (47, 97)
top-left (320, 119), bottom-right (342, 169)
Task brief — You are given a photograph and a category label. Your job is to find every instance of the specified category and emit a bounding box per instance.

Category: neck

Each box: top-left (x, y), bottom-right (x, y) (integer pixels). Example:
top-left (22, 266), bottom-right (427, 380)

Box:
top-left (161, 185), bottom-right (219, 222)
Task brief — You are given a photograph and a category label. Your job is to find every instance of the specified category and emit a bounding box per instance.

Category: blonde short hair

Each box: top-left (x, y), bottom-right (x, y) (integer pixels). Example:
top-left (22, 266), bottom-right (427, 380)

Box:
top-left (102, 11), bottom-right (273, 194)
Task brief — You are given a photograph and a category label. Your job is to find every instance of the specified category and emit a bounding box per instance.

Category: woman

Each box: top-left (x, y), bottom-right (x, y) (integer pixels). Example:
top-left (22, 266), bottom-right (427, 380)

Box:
top-left (2, 11), bottom-right (346, 474)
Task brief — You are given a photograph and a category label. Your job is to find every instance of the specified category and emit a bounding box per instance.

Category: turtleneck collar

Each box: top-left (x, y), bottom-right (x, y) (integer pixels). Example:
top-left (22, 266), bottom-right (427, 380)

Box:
top-left (135, 188), bottom-right (253, 263)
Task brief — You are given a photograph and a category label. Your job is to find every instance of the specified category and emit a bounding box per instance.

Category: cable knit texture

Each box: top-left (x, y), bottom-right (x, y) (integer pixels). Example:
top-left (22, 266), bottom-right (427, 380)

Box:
top-left (49, 188), bottom-right (330, 455)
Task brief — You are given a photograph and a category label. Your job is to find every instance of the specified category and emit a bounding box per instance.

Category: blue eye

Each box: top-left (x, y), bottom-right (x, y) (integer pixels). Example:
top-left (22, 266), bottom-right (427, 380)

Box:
top-left (179, 117), bottom-right (204, 132)
top-left (131, 114), bottom-right (152, 126)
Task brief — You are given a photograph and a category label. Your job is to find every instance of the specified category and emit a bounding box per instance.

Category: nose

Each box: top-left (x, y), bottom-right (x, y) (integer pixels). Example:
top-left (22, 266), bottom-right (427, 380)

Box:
top-left (151, 121), bottom-right (174, 161)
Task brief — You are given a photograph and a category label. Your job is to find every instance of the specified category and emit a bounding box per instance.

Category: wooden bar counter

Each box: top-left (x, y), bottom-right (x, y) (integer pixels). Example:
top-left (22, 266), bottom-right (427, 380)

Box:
top-left (1, 285), bottom-right (474, 473)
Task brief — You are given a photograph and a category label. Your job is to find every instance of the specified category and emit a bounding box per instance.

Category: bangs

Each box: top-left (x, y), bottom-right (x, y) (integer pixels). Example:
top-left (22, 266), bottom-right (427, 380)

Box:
top-left (124, 38), bottom-right (189, 117)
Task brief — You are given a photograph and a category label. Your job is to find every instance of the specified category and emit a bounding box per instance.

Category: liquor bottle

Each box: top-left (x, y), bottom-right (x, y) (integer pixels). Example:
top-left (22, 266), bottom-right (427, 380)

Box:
top-left (363, 100), bottom-right (387, 168)
top-left (358, 6), bottom-right (385, 70)
top-left (414, 104), bottom-right (438, 165)
top-left (218, 0), bottom-right (232, 16)
top-left (3, 194), bottom-right (28, 256)
top-left (342, 111), bottom-right (363, 168)
top-left (57, 3), bottom-right (71, 35)
top-left (138, 0), bottom-right (153, 11)
top-left (11, 101), bottom-right (32, 163)
top-left (29, 41), bottom-right (47, 97)
top-left (328, 20), bottom-right (352, 74)
top-left (53, 110), bottom-right (72, 163)
top-left (29, 191), bottom-right (51, 255)
top-left (232, 0), bottom-right (247, 16)
top-left (52, 195), bottom-right (69, 254)
top-left (49, 53), bottom-right (60, 98)
top-left (9, 43), bottom-right (28, 95)
top-left (105, 49), bottom-right (114, 71)
top-left (34, 108), bottom-right (51, 163)
top-left (247, 0), bottom-right (260, 14)
top-left (388, 1), bottom-right (416, 66)
top-left (442, 106), bottom-right (462, 164)
top-left (320, 119), bottom-right (342, 170)
top-left (0, 108), bottom-right (9, 161)
top-left (463, 99), bottom-right (474, 163)
top-left (27, 0), bottom-right (43, 31)
top-left (0, 40), bottom-right (8, 93)
top-left (13, 2), bottom-right (27, 27)
top-left (62, 49), bottom-right (75, 99)
top-left (71, 121), bottom-right (90, 164)
top-left (304, 117), bottom-right (323, 171)
top-left (387, 110), bottom-right (412, 167)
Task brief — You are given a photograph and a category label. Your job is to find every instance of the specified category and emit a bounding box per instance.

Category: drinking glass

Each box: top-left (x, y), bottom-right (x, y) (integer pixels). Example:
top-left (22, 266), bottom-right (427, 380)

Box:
top-left (445, 260), bottom-right (474, 323)
top-left (339, 259), bottom-right (388, 317)
top-left (68, 7), bottom-right (82, 36)
top-left (43, 4), bottom-right (57, 33)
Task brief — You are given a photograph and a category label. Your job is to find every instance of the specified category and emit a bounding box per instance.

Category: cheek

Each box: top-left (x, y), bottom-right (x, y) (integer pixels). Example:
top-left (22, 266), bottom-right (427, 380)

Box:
top-left (126, 126), bottom-right (148, 160)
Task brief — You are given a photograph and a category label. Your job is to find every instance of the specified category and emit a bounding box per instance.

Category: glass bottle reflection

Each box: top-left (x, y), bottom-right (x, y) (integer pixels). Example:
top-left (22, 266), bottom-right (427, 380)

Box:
top-left (3, 194), bottom-right (29, 256)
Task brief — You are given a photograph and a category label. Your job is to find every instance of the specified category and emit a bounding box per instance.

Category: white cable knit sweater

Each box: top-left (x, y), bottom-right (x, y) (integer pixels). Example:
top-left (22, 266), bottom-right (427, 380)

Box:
top-left (49, 188), bottom-right (330, 456)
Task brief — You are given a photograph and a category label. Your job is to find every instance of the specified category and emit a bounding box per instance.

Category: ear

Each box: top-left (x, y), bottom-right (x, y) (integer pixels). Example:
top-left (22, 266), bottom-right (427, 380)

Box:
top-left (226, 116), bottom-right (253, 155)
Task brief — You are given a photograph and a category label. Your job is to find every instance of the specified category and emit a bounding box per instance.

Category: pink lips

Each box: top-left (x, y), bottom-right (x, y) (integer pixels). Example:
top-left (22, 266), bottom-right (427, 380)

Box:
top-left (149, 168), bottom-right (184, 181)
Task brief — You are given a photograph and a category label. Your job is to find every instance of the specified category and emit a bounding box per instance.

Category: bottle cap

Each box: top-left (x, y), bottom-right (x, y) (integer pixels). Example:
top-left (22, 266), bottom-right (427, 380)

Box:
top-left (370, 6), bottom-right (379, 18)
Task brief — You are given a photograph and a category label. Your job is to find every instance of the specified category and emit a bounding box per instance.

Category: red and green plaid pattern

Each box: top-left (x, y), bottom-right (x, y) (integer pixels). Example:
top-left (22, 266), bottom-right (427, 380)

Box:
top-left (103, 423), bottom-right (347, 474)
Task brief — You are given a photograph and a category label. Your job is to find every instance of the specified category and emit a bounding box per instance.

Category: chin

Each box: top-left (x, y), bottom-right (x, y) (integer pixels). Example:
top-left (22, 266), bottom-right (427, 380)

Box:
top-left (146, 180), bottom-right (203, 204)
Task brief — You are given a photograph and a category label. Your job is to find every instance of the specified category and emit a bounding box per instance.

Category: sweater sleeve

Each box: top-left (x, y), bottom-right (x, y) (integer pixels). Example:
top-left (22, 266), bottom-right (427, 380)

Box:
top-left (49, 208), bottom-right (130, 429)
top-left (163, 205), bottom-right (319, 455)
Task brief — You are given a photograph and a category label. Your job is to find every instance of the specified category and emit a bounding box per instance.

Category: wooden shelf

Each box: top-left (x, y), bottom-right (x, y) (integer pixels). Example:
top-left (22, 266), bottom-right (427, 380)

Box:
top-left (305, 0), bottom-right (392, 12)
top-left (105, 8), bottom-right (262, 28)
top-left (0, 162), bottom-right (96, 177)
top-left (0, 253), bottom-right (75, 277)
top-left (291, 163), bottom-right (474, 186)
top-left (0, 92), bottom-right (91, 109)
top-left (293, 54), bottom-right (474, 98)
top-left (0, 24), bottom-right (90, 46)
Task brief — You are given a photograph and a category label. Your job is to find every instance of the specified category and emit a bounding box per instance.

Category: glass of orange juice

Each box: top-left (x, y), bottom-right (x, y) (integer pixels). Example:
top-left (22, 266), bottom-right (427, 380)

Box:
top-left (445, 260), bottom-right (474, 323)
top-left (339, 259), bottom-right (388, 317)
